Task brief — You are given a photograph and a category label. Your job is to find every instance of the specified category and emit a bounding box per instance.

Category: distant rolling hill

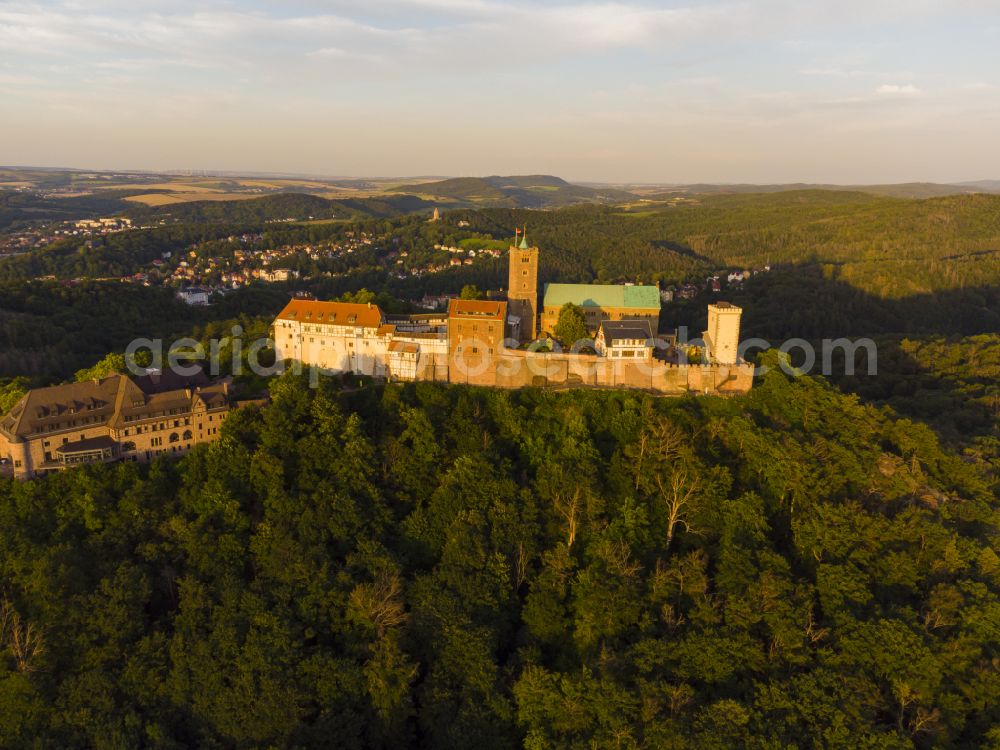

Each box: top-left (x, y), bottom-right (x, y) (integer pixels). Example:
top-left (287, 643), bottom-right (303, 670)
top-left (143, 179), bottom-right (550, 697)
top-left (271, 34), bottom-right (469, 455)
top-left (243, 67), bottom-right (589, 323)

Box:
top-left (390, 174), bottom-right (637, 208)
top-left (955, 180), bottom-right (1000, 193)
top-left (642, 182), bottom-right (999, 200)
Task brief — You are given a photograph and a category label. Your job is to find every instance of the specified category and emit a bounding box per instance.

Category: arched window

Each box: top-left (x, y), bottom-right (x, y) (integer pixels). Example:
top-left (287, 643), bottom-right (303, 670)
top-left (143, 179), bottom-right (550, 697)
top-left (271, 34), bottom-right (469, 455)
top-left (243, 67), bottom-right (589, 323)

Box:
top-left (121, 441), bottom-right (136, 453)
top-left (182, 430), bottom-right (193, 441)
top-left (169, 433), bottom-right (180, 443)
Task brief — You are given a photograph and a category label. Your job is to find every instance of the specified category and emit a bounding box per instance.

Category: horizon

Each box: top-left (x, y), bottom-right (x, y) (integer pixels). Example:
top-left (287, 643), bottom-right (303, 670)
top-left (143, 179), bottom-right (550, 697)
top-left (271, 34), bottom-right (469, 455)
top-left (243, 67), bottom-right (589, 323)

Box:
top-left (3, 164), bottom-right (1000, 189)
top-left (2, 1), bottom-right (999, 183)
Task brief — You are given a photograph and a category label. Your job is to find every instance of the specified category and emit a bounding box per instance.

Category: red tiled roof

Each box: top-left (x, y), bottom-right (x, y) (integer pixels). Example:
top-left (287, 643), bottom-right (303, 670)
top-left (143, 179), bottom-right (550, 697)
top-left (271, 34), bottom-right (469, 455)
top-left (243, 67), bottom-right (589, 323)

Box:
top-left (447, 299), bottom-right (507, 320)
top-left (275, 299), bottom-right (384, 327)
top-left (389, 340), bottom-right (419, 354)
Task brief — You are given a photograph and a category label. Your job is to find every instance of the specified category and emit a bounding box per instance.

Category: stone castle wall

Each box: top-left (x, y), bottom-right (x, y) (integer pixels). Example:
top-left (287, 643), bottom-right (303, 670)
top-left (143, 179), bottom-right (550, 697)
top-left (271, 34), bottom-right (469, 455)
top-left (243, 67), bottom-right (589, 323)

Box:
top-left (446, 348), bottom-right (753, 395)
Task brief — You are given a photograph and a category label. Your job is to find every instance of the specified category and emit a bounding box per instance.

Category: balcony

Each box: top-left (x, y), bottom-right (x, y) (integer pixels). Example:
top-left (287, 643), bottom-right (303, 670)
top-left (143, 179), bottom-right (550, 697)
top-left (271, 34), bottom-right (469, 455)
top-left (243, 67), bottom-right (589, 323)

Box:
top-left (54, 435), bottom-right (120, 466)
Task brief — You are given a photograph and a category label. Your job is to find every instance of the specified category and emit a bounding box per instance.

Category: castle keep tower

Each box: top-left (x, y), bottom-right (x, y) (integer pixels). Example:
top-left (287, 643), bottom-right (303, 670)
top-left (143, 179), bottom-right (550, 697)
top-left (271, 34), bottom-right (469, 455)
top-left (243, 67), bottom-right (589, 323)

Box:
top-left (507, 227), bottom-right (538, 342)
top-left (703, 301), bottom-right (743, 365)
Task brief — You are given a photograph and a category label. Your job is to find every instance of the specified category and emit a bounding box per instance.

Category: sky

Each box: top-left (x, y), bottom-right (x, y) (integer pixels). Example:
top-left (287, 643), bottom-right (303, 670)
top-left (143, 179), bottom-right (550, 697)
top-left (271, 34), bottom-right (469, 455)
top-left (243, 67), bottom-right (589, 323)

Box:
top-left (1, 0), bottom-right (999, 183)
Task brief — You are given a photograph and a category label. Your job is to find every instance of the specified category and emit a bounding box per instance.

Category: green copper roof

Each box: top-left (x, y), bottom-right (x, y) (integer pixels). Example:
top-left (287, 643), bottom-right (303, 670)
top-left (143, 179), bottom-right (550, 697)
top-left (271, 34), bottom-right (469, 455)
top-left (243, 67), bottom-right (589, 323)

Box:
top-left (623, 285), bottom-right (662, 308)
top-left (518, 235), bottom-right (529, 250)
top-left (542, 283), bottom-right (661, 310)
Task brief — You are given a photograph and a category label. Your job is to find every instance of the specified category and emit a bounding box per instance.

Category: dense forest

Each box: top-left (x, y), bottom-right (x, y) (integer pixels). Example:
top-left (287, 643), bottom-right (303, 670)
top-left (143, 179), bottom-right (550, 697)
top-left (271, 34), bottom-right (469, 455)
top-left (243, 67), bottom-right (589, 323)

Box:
top-left (1, 361), bottom-right (999, 747)
top-left (3, 188), bottom-right (1000, 747)
top-left (124, 193), bottom-right (438, 226)
top-left (0, 281), bottom-right (286, 381)
top-left (451, 191), bottom-right (1000, 297)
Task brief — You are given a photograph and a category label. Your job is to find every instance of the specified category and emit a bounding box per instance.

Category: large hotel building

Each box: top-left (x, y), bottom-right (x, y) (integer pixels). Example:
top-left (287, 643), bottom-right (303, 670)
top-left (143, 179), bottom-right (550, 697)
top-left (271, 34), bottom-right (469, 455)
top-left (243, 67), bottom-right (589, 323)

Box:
top-left (0, 370), bottom-right (232, 479)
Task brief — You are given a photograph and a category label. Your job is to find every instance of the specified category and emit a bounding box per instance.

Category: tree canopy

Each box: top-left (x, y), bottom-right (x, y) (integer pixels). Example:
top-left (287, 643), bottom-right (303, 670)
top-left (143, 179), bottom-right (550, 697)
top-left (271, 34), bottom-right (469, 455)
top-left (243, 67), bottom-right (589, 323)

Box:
top-left (1, 365), bottom-right (999, 747)
top-left (552, 302), bottom-right (588, 347)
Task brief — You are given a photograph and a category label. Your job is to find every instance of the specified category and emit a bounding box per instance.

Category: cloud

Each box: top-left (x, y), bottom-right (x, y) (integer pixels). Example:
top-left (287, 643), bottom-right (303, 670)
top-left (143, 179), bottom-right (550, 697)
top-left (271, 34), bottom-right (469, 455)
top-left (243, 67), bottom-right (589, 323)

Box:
top-left (4, 0), bottom-right (1000, 181)
top-left (875, 84), bottom-right (921, 96)
top-left (800, 67), bottom-right (888, 77)
top-left (962, 82), bottom-right (998, 91)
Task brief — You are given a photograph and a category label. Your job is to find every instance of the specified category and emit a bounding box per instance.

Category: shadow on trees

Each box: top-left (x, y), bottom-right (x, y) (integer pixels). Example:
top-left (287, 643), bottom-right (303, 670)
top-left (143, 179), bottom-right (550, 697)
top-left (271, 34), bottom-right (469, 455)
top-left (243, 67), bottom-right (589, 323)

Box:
top-left (728, 265), bottom-right (1000, 443)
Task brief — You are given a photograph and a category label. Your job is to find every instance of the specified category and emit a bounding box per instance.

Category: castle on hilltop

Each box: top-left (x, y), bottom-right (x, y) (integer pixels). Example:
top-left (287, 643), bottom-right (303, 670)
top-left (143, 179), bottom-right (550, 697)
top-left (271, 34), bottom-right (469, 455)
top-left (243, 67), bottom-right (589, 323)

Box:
top-left (273, 231), bottom-right (754, 394)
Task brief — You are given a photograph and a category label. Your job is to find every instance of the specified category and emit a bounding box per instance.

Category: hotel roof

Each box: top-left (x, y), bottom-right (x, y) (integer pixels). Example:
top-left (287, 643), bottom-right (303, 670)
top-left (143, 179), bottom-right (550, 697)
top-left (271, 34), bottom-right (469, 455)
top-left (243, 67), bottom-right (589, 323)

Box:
top-left (275, 299), bottom-right (384, 328)
top-left (0, 375), bottom-right (230, 440)
top-left (0, 376), bottom-right (122, 440)
top-left (542, 283), bottom-right (661, 310)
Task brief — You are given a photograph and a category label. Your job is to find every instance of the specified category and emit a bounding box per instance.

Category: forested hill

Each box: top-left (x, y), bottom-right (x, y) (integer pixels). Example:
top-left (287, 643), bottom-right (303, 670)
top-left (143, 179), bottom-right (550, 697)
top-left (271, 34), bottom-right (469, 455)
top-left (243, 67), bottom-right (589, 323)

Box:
top-left (1, 363), bottom-right (999, 747)
top-left (390, 174), bottom-right (637, 207)
top-left (454, 191), bottom-right (1000, 298)
top-left (8, 190), bottom-right (1000, 303)
top-left (125, 192), bottom-right (438, 224)
top-left (651, 181), bottom-right (993, 199)
top-left (0, 190), bottom-right (134, 232)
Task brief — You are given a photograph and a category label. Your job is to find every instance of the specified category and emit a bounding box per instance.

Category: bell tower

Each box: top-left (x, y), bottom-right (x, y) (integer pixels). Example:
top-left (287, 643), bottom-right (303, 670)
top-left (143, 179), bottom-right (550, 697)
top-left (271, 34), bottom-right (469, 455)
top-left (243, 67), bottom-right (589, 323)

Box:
top-left (507, 227), bottom-right (538, 342)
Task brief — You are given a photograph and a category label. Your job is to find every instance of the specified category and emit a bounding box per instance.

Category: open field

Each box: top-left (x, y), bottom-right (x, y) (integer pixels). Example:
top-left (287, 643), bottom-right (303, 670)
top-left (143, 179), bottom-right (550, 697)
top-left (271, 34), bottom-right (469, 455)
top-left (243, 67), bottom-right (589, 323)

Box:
top-left (293, 217), bottom-right (351, 225)
top-left (238, 178), bottom-right (334, 190)
top-left (124, 192), bottom-right (262, 206)
top-left (318, 190), bottom-right (394, 199)
top-left (94, 181), bottom-right (227, 193)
